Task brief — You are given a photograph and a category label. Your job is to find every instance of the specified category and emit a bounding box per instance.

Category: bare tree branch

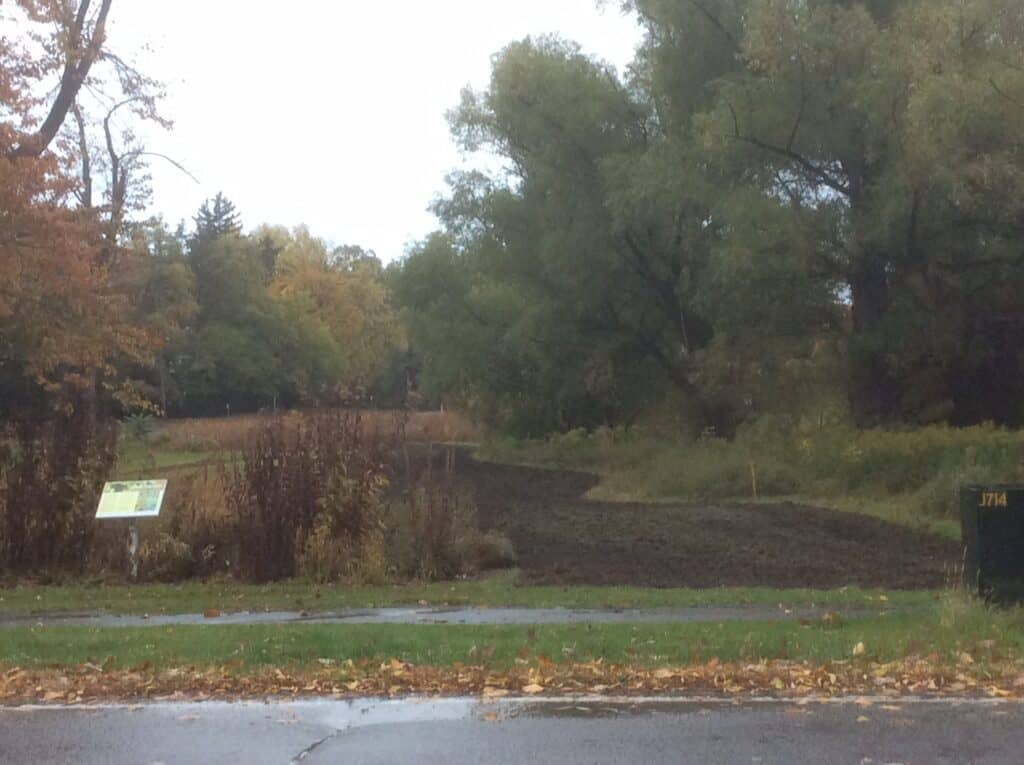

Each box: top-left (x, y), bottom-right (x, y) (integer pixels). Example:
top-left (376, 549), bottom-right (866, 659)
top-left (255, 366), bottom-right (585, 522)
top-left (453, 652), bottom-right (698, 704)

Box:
top-left (732, 132), bottom-right (851, 196)
top-left (8, 0), bottom-right (115, 159)
top-left (127, 152), bottom-right (200, 184)
top-left (71, 103), bottom-right (92, 208)
top-left (684, 0), bottom-right (738, 52)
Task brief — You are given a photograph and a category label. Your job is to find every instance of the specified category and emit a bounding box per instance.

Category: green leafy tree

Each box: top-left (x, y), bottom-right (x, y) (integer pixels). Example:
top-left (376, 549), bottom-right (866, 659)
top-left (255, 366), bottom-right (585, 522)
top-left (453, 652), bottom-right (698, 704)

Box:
top-left (681, 0), bottom-right (1024, 424)
top-left (398, 1), bottom-right (1024, 434)
top-left (399, 37), bottom-right (729, 433)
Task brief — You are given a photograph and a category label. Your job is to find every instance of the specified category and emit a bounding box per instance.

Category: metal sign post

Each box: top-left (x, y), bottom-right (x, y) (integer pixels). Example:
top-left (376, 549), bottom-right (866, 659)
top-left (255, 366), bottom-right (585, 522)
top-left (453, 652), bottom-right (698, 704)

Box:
top-left (128, 521), bottom-right (140, 582)
top-left (95, 480), bottom-right (167, 583)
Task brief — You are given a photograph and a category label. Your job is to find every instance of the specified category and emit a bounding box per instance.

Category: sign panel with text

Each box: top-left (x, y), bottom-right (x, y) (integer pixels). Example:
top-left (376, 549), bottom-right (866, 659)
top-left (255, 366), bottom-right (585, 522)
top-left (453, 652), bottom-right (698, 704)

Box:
top-left (95, 480), bottom-right (167, 519)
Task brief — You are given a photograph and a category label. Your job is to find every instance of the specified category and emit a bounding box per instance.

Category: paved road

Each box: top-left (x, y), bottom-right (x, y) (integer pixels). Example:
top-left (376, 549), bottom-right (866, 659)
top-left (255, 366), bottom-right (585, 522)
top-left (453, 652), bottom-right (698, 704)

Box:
top-left (2, 697), bottom-right (1021, 764)
top-left (0, 605), bottom-right (903, 629)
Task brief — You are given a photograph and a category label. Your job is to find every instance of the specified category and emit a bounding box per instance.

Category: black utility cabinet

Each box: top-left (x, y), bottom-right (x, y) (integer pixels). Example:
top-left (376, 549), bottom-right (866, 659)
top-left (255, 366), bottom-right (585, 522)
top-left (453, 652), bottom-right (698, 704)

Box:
top-left (961, 485), bottom-right (1024, 602)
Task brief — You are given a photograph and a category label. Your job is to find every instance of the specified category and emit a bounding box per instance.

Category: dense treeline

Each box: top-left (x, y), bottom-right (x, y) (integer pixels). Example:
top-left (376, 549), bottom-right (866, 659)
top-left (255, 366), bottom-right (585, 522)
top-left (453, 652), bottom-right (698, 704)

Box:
top-left (11, 0), bottom-right (1024, 439)
top-left (0, 0), bottom-right (403, 423)
top-left (131, 198), bottom-right (404, 417)
top-left (392, 0), bottom-right (1024, 436)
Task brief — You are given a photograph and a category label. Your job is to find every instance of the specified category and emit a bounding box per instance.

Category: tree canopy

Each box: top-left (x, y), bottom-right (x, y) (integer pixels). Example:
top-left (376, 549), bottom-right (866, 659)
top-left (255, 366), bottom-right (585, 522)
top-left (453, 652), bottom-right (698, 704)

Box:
top-left (392, 0), bottom-right (1024, 435)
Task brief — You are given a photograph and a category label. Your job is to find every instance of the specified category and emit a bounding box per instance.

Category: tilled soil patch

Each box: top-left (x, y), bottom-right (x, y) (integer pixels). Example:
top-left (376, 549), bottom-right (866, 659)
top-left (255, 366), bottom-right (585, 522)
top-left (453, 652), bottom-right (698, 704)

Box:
top-left (400, 447), bottom-right (959, 590)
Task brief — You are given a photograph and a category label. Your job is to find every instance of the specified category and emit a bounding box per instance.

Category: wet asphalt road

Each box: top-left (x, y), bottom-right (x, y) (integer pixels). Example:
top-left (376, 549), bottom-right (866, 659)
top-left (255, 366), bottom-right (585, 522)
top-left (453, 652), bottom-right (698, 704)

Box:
top-left (2, 697), bottom-right (1022, 764)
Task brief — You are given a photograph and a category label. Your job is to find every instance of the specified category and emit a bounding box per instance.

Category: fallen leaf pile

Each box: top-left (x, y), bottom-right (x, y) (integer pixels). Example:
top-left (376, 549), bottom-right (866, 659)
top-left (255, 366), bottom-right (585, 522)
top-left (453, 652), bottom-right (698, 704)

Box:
top-left (3, 655), bottom-right (1024, 705)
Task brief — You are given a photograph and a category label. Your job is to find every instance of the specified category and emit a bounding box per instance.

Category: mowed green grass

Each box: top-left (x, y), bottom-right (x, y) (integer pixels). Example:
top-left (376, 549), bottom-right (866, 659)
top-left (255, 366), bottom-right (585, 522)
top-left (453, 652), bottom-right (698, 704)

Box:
top-left (0, 571), bottom-right (937, 616)
top-left (3, 602), bottom-right (1023, 671)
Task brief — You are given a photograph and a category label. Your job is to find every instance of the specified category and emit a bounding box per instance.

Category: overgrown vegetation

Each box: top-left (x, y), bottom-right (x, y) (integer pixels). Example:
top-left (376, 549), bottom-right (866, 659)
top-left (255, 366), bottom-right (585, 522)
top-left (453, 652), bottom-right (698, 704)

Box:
top-left (0, 403), bottom-right (117, 576)
top-left (226, 411), bottom-right (390, 582)
top-left (65, 410), bottom-right (509, 585)
top-left (483, 420), bottom-right (1024, 535)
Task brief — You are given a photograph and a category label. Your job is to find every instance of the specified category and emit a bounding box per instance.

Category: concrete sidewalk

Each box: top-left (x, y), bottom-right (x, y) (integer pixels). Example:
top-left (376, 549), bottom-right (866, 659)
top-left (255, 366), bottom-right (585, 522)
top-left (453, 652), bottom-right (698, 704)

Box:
top-left (0, 604), bottom-right (905, 629)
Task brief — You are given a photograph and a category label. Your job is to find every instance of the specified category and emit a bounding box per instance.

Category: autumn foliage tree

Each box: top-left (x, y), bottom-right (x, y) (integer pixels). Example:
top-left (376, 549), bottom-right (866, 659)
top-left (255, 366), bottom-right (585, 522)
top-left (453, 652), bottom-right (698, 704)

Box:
top-left (1, 0), bottom-right (167, 417)
top-left (0, 1), bottom-right (164, 574)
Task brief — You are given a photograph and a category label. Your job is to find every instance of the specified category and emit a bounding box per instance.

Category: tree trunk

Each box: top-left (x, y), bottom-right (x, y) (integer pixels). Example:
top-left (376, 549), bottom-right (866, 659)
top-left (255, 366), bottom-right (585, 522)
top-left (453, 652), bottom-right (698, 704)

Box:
top-left (847, 254), bottom-right (901, 426)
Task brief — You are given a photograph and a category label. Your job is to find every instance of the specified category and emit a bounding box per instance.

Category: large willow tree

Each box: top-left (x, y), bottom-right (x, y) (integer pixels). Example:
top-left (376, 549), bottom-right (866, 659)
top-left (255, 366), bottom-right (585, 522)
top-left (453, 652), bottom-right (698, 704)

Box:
top-left (396, 0), bottom-right (1024, 433)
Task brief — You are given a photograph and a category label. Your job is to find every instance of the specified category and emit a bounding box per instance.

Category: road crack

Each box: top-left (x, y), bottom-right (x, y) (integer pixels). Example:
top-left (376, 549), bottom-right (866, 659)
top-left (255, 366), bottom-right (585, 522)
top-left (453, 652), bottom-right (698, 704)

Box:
top-left (288, 728), bottom-right (343, 763)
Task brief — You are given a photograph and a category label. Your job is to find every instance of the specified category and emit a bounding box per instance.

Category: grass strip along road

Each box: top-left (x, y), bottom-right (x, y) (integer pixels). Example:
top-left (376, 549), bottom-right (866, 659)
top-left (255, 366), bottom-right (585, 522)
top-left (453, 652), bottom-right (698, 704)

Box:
top-left (3, 598), bottom-right (1024, 703)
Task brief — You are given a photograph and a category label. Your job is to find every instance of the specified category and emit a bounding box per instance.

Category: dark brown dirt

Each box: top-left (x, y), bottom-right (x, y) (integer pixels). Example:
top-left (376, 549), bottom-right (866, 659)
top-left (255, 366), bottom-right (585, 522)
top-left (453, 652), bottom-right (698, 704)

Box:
top-left (400, 446), bottom-right (960, 590)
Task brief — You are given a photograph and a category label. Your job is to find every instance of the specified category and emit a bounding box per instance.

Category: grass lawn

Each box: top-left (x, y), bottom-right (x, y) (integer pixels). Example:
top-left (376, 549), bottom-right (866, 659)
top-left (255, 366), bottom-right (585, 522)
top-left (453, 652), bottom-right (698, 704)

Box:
top-left (0, 571), bottom-right (938, 616)
top-left (584, 484), bottom-right (963, 541)
top-left (113, 443), bottom-right (225, 479)
top-left (2, 602), bottom-right (1022, 671)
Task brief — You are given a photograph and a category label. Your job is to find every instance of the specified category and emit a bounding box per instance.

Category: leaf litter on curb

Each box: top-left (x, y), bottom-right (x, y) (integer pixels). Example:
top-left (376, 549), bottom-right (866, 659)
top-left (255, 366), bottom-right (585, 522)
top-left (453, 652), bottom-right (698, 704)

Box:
top-left (4, 655), bottom-right (1024, 704)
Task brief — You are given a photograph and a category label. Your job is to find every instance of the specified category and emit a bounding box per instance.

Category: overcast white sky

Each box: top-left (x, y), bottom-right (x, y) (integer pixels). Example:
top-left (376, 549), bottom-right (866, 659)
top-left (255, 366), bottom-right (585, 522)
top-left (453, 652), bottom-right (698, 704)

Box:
top-left (106, 1), bottom-right (642, 261)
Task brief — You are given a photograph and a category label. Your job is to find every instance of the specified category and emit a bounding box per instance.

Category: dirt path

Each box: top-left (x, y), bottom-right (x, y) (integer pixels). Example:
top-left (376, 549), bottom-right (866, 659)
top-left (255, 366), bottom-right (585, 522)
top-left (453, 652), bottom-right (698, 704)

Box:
top-left (404, 447), bottom-right (959, 590)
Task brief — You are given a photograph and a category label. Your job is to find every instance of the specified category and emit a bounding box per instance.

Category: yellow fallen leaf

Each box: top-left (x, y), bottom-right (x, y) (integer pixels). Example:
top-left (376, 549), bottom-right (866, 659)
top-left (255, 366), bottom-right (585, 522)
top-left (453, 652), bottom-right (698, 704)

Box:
top-left (522, 683), bottom-right (544, 695)
top-left (852, 642), bottom-right (865, 657)
top-left (857, 715), bottom-right (870, 723)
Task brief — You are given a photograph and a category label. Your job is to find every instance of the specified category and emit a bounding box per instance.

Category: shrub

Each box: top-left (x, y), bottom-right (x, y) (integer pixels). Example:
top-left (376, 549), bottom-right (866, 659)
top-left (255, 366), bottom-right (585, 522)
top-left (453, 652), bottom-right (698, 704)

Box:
top-left (385, 482), bottom-right (513, 580)
top-left (297, 521), bottom-right (388, 584)
top-left (163, 467), bottom-right (236, 578)
top-left (226, 410), bottom-right (390, 583)
top-left (460, 529), bottom-right (518, 571)
top-left (137, 532), bottom-right (194, 582)
top-left (0, 404), bottom-right (117, 576)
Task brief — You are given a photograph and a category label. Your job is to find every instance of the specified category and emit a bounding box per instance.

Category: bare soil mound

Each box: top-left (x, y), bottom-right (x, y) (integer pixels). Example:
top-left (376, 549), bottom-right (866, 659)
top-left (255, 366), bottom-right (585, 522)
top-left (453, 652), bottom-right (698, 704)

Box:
top-left (399, 447), bottom-right (960, 590)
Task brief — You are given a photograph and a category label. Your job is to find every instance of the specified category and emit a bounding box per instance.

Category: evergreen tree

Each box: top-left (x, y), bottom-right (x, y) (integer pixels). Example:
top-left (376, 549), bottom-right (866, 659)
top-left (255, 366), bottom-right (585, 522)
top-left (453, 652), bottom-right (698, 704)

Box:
top-left (192, 192), bottom-right (242, 243)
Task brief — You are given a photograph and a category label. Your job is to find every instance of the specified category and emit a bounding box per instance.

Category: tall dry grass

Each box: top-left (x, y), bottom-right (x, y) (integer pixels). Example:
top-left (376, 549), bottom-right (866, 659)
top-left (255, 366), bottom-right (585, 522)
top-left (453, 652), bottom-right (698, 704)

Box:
top-left (161, 409), bottom-right (476, 453)
top-left (100, 408), bottom-right (505, 584)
